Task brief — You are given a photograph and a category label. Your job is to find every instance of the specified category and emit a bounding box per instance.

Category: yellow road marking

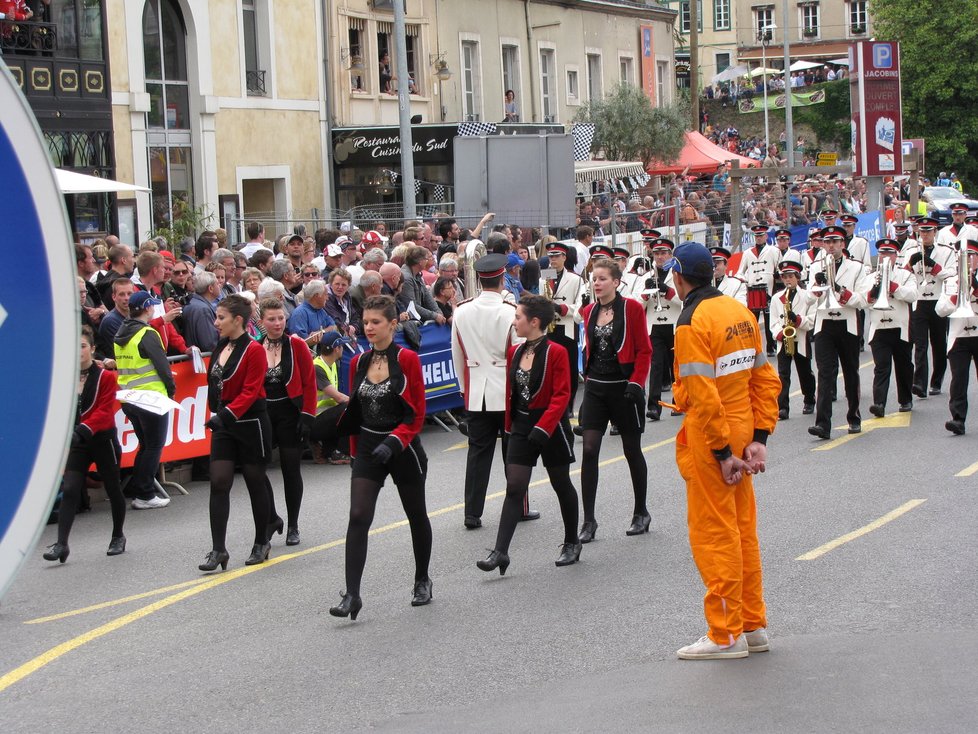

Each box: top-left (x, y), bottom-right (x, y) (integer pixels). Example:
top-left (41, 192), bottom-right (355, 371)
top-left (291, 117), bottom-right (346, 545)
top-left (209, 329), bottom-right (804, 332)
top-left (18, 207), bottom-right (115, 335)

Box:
top-left (5, 435), bottom-right (678, 692)
top-left (25, 578), bottom-right (210, 625)
top-left (811, 411), bottom-right (910, 452)
top-left (443, 439), bottom-right (470, 452)
top-left (796, 499), bottom-right (926, 561)
top-left (955, 460), bottom-right (978, 477)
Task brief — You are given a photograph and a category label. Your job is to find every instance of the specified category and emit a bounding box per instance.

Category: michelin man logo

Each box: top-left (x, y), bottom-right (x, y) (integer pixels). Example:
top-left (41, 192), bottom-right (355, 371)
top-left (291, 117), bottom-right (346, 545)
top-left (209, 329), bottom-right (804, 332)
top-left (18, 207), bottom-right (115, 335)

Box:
top-left (875, 117), bottom-right (895, 151)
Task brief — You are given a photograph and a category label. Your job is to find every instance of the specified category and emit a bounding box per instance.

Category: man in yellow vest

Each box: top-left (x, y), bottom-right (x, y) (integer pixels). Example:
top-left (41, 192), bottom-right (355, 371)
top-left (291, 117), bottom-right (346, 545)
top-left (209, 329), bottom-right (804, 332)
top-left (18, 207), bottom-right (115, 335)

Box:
top-left (113, 291), bottom-right (176, 509)
top-left (310, 330), bottom-right (352, 464)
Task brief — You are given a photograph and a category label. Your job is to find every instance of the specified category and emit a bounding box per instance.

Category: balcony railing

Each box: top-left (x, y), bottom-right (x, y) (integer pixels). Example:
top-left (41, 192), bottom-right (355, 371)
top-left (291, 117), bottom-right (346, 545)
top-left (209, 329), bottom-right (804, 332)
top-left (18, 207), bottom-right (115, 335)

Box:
top-left (0, 20), bottom-right (57, 54)
top-left (246, 69), bottom-right (267, 97)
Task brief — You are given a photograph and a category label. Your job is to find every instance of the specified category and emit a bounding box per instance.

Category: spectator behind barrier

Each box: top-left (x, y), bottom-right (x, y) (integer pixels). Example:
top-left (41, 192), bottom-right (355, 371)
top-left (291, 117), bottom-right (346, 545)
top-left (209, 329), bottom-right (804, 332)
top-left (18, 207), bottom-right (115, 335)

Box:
top-left (288, 278), bottom-right (336, 347)
top-left (182, 271), bottom-right (220, 352)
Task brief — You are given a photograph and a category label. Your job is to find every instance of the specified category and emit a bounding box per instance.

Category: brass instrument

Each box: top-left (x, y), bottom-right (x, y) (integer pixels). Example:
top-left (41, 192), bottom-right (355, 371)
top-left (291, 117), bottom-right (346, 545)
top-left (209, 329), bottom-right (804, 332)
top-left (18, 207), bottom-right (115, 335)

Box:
top-left (644, 264), bottom-right (664, 312)
top-left (817, 256), bottom-right (843, 312)
top-left (950, 235), bottom-right (976, 320)
top-left (458, 238), bottom-right (487, 298)
top-left (782, 288), bottom-right (797, 356)
top-left (872, 256), bottom-right (894, 311)
top-left (542, 274), bottom-right (557, 333)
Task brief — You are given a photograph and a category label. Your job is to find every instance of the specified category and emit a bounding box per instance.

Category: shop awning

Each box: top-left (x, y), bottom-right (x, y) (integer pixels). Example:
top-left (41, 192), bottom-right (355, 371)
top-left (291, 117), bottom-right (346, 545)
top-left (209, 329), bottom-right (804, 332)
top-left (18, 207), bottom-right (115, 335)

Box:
top-left (55, 169), bottom-right (151, 195)
top-left (574, 160), bottom-right (647, 185)
top-left (739, 41), bottom-right (853, 62)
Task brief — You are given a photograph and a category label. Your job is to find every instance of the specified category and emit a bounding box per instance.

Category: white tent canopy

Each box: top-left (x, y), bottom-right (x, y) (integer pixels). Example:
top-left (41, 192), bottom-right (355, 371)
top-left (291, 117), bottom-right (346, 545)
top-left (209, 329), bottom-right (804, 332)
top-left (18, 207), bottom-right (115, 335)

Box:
top-left (789, 60), bottom-right (823, 72)
top-left (712, 64), bottom-right (748, 84)
top-left (574, 160), bottom-right (646, 185)
top-left (55, 168), bottom-right (150, 195)
top-left (827, 58), bottom-right (850, 66)
top-left (747, 67), bottom-right (780, 78)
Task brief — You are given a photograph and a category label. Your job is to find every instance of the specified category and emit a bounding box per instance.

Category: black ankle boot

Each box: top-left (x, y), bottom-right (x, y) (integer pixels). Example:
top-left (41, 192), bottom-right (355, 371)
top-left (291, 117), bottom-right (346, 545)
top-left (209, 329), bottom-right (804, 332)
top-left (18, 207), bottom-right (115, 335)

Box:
top-left (476, 549), bottom-right (511, 575)
top-left (411, 577), bottom-right (433, 606)
top-left (625, 512), bottom-right (651, 536)
top-left (198, 550), bottom-right (229, 572)
top-left (244, 543), bottom-right (270, 566)
top-left (579, 520), bottom-right (598, 543)
top-left (43, 542), bottom-right (69, 563)
top-left (555, 542), bottom-right (582, 567)
top-left (329, 592), bottom-right (363, 620)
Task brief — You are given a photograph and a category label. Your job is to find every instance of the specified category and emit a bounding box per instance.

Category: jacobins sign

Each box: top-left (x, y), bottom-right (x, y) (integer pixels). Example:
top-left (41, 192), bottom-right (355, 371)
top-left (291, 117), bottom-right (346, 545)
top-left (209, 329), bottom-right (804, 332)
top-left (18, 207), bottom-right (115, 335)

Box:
top-left (850, 41), bottom-right (903, 177)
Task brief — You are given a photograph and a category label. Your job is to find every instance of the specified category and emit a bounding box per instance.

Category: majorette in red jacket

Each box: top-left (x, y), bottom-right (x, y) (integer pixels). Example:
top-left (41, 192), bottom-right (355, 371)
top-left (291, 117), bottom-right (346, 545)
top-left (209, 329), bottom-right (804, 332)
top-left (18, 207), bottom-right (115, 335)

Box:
top-left (76, 365), bottom-right (118, 439)
top-left (580, 294), bottom-right (652, 388)
top-left (207, 336), bottom-right (267, 423)
top-left (504, 339), bottom-right (570, 437)
top-left (338, 343), bottom-right (426, 458)
top-left (258, 333), bottom-right (317, 425)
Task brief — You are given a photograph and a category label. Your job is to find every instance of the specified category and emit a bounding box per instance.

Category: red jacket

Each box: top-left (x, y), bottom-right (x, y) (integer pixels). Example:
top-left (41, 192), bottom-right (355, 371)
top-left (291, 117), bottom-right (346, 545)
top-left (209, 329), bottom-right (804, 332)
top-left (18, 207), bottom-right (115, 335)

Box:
top-left (76, 365), bottom-right (118, 439)
top-left (580, 295), bottom-right (652, 388)
top-left (208, 337), bottom-right (267, 423)
top-left (504, 340), bottom-right (570, 437)
top-left (259, 333), bottom-right (317, 423)
top-left (150, 317), bottom-right (188, 356)
top-left (339, 344), bottom-right (426, 457)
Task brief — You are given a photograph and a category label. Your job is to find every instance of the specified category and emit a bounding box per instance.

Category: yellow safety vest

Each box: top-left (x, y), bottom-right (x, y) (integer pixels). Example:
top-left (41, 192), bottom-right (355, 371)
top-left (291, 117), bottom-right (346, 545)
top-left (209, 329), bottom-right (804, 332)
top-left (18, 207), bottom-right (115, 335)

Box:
top-left (115, 325), bottom-right (167, 396)
top-left (313, 355), bottom-right (338, 414)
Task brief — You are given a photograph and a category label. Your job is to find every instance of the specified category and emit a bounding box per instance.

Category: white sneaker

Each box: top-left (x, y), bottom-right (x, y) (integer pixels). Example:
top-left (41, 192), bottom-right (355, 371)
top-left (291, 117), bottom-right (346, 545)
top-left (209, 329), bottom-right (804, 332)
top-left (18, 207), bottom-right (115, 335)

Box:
top-left (676, 634), bottom-right (749, 660)
top-left (131, 496), bottom-right (170, 510)
top-left (744, 628), bottom-right (770, 652)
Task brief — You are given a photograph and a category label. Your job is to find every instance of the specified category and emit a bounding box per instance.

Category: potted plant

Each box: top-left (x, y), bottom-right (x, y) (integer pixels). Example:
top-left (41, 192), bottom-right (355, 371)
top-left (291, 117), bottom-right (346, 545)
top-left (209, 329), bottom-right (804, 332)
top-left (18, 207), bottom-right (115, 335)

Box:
top-left (851, 24), bottom-right (866, 34)
top-left (803, 26), bottom-right (818, 37)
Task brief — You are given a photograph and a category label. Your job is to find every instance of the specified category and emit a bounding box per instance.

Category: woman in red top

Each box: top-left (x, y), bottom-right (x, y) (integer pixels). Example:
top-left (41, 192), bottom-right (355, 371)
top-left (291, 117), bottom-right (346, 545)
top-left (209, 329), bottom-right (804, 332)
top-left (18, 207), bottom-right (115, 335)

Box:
top-left (330, 295), bottom-right (432, 620)
top-left (577, 260), bottom-right (653, 541)
top-left (477, 295), bottom-right (581, 575)
top-left (43, 326), bottom-right (126, 563)
top-left (199, 295), bottom-right (274, 572)
top-left (258, 298), bottom-right (317, 547)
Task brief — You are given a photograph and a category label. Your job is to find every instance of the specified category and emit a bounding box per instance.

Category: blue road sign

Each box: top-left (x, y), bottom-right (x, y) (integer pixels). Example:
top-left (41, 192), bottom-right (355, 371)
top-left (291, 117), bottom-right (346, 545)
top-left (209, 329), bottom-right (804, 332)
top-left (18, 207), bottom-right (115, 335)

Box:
top-left (0, 65), bottom-right (77, 599)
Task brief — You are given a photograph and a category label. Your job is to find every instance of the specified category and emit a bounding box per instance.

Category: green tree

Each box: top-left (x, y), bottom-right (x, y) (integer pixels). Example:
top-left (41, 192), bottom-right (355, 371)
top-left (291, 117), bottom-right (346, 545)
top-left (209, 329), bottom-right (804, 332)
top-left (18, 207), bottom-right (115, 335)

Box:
top-left (871, 0), bottom-right (978, 188)
top-left (575, 83), bottom-right (686, 167)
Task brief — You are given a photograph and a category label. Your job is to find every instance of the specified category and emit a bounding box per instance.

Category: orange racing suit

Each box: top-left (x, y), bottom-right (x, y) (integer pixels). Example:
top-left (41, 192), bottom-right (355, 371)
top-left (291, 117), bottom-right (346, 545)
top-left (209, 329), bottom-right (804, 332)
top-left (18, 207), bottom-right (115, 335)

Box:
top-left (672, 285), bottom-right (781, 645)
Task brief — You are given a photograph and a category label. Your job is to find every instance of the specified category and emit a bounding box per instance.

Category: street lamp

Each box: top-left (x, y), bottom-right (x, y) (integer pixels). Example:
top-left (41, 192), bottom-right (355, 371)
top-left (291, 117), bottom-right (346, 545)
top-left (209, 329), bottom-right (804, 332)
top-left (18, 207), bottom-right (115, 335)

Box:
top-left (758, 24), bottom-right (775, 148)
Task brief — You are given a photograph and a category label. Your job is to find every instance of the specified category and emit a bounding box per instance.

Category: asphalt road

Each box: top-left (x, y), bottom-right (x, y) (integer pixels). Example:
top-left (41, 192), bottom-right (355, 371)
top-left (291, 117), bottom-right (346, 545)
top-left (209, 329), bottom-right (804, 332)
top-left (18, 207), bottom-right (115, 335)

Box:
top-left (2, 361), bottom-right (978, 733)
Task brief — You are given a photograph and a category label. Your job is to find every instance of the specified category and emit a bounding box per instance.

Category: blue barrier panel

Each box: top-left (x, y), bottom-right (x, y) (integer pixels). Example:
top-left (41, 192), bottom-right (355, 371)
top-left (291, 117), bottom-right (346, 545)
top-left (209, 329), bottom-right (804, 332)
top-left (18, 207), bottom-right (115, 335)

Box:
top-left (338, 323), bottom-right (464, 415)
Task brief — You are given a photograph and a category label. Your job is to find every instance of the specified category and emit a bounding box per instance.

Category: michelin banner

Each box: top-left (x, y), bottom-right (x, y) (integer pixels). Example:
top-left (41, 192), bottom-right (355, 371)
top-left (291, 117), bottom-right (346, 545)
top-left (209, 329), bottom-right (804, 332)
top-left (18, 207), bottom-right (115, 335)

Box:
top-left (739, 88), bottom-right (827, 113)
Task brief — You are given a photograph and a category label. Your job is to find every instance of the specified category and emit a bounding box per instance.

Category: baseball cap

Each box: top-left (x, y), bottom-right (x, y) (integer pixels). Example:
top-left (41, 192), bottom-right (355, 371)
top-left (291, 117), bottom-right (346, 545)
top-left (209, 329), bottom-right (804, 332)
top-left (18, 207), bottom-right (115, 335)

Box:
top-left (506, 253), bottom-right (525, 269)
top-left (340, 221), bottom-right (352, 233)
top-left (321, 330), bottom-right (352, 350)
top-left (129, 291), bottom-right (163, 310)
top-left (663, 241), bottom-right (714, 280)
top-left (361, 230), bottom-right (383, 247)
top-left (326, 244), bottom-right (344, 257)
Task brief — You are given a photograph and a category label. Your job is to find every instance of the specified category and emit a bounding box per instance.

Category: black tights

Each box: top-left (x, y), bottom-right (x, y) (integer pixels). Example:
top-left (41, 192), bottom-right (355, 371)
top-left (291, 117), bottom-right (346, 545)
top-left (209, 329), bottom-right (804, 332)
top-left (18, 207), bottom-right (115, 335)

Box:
top-left (344, 477), bottom-right (432, 596)
top-left (493, 463), bottom-right (579, 555)
top-left (580, 429), bottom-right (647, 522)
top-left (266, 445), bottom-right (303, 528)
top-left (208, 460), bottom-right (270, 551)
top-left (58, 470), bottom-right (125, 545)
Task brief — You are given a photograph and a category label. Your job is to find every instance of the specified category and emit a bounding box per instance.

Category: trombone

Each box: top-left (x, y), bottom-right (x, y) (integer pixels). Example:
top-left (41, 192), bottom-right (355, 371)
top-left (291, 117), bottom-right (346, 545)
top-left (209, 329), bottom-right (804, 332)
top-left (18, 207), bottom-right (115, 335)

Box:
top-left (950, 236), bottom-right (976, 320)
top-left (643, 264), bottom-right (664, 312)
top-left (872, 256), bottom-right (894, 311)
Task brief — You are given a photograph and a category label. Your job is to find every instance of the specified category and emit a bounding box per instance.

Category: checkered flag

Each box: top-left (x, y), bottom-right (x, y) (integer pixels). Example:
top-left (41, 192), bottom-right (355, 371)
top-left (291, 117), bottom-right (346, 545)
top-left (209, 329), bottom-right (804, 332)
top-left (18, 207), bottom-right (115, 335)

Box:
top-left (389, 170), bottom-right (399, 183)
top-left (629, 176), bottom-right (639, 191)
top-left (457, 121), bottom-right (497, 137)
top-left (414, 179), bottom-right (423, 195)
top-left (433, 184), bottom-right (446, 202)
top-left (572, 123), bottom-right (595, 161)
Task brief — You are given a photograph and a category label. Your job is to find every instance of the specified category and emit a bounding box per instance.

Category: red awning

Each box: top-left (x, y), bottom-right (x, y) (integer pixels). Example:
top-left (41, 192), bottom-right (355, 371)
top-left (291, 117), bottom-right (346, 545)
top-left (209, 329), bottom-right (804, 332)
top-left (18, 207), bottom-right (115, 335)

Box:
top-left (647, 131), bottom-right (758, 176)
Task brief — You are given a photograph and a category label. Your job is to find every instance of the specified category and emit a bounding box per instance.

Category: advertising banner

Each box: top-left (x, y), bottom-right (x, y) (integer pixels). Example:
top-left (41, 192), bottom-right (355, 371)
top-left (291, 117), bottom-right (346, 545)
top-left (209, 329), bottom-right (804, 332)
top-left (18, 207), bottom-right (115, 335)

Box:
top-left (738, 88), bottom-right (828, 113)
top-left (850, 41), bottom-right (903, 177)
top-left (640, 25), bottom-right (656, 105)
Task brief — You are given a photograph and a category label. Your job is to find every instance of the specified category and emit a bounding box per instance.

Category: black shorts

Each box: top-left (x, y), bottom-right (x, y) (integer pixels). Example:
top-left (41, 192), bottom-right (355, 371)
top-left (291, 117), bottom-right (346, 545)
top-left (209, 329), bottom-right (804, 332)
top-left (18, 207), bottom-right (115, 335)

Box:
top-left (578, 379), bottom-right (645, 435)
top-left (351, 426), bottom-right (427, 486)
top-left (267, 399), bottom-right (300, 449)
top-left (65, 429), bottom-right (120, 474)
top-left (506, 413), bottom-right (575, 468)
top-left (211, 409), bottom-right (273, 465)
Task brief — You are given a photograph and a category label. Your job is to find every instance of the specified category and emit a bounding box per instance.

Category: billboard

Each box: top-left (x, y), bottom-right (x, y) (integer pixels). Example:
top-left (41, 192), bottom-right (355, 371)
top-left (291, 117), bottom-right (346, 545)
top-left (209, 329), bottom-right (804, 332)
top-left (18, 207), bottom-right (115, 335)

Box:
top-left (850, 41), bottom-right (903, 177)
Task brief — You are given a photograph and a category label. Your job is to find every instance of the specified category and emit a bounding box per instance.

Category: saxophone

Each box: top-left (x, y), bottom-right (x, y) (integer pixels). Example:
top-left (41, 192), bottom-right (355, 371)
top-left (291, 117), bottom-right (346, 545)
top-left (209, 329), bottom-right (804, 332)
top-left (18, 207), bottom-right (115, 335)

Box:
top-left (782, 288), bottom-right (797, 357)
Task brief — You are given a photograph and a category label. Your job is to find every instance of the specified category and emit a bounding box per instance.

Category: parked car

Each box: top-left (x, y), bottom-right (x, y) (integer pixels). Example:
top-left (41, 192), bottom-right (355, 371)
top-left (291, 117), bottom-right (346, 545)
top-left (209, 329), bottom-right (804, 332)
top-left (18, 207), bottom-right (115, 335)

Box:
top-left (923, 186), bottom-right (978, 224)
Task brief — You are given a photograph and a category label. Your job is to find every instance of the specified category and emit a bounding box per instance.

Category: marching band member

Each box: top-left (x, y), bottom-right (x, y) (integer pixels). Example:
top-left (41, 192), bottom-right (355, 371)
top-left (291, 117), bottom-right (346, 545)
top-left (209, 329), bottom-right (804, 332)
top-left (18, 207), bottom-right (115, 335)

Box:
top-left (643, 237), bottom-right (683, 421)
top-left (331, 295), bottom-right (433, 620)
top-left (736, 224), bottom-right (782, 356)
top-left (807, 226), bottom-right (873, 439)
top-left (937, 203), bottom-right (970, 247)
top-left (612, 246), bottom-right (633, 296)
top-left (902, 216), bottom-right (956, 397)
top-left (867, 239), bottom-right (918, 417)
top-left (840, 214), bottom-right (871, 268)
top-left (819, 208), bottom-right (840, 228)
top-left (577, 259), bottom-right (652, 541)
top-left (936, 237), bottom-right (978, 435)
top-left (772, 229), bottom-right (793, 294)
top-left (451, 254), bottom-right (534, 530)
top-left (768, 258), bottom-right (816, 420)
top-left (709, 246), bottom-right (747, 305)
top-left (801, 227), bottom-right (826, 286)
top-left (476, 295), bottom-right (581, 575)
top-left (543, 242), bottom-right (585, 414)
top-left (891, 221), bottom-right (913, 258)
top-left (620, 253), bottom-right (649, 299)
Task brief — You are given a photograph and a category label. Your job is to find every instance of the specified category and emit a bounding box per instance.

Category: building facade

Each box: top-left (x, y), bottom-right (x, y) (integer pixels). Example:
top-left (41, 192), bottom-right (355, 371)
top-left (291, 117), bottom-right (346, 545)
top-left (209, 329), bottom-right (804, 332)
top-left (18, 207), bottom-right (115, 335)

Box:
top-left (106, 0), bottom-right (331, 243)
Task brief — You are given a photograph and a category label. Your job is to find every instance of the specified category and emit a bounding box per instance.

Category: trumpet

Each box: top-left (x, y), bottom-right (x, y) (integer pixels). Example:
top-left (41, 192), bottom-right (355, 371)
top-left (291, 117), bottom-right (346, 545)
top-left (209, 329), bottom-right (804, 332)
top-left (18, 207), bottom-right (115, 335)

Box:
top-left (644, 265), bottom-right (664, 312)
top-left (782, 289), bottom-right (797, 356)
top-left (950, 235), bottom-right (976, 320)
top-left (817, 256), bottom-right (843, 312)
top-left (872, 256), bottom-right (894, 311)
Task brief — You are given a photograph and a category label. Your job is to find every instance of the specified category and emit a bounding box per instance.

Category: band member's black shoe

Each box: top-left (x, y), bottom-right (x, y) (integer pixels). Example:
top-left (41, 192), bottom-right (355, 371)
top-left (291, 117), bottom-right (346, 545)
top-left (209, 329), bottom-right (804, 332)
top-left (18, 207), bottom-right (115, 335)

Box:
top-left (946, 420), bottom-right (966, 436)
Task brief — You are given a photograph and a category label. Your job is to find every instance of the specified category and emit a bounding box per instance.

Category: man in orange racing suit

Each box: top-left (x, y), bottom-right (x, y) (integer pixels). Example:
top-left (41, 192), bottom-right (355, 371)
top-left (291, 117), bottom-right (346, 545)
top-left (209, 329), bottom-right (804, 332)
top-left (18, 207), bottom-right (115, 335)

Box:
top-left (666, 242), bottom-right (781, 660)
